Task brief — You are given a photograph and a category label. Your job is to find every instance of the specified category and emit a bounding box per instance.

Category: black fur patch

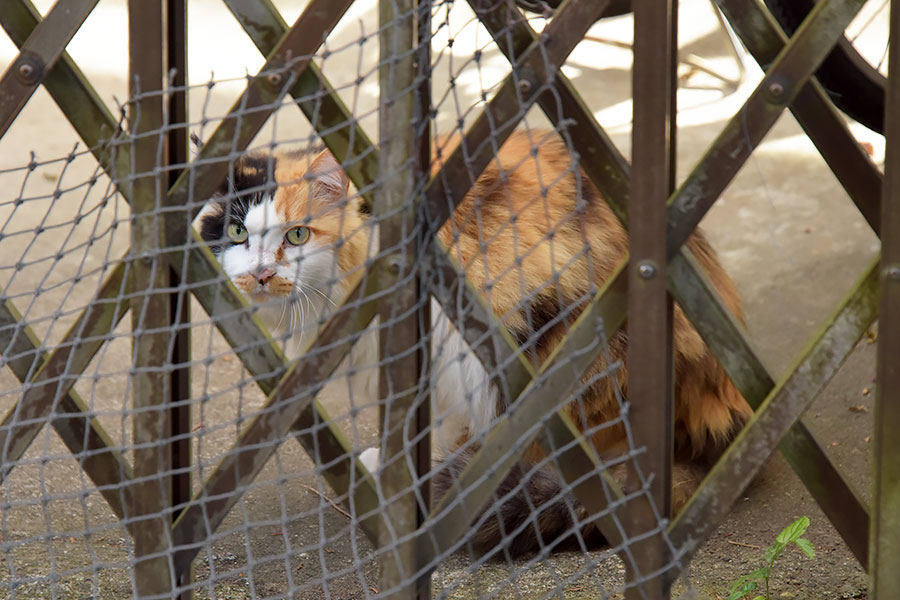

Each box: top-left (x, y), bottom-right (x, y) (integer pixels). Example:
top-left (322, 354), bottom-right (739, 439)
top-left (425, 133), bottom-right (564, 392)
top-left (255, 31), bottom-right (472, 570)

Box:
top-left (511, 293), bottom-right (565, 349)
top-left (198, 203), bottom-right (227, 254)
top-left (431, 444), bottom-right (606, 557)
top-left (198, 153), bottom-right (279, 254)
top-left (228, 153), bottom-right (277, 203)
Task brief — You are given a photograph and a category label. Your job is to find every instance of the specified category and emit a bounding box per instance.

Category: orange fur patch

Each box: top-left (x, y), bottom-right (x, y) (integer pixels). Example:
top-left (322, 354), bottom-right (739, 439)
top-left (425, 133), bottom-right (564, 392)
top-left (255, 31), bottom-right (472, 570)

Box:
top-left (433, 131), bottom-right (751, 502)
top-left (238, 133), bottom-right (751, 507)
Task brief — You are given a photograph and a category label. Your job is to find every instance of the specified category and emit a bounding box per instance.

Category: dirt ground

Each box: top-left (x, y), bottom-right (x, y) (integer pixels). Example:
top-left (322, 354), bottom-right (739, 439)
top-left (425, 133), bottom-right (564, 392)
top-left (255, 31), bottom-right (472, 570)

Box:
top-left (0, 0), bottom-right (881, 598)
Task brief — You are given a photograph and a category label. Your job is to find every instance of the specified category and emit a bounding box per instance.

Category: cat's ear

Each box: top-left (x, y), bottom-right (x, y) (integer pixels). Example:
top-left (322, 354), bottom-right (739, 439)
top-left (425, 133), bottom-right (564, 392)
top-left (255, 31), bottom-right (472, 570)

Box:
top-left (308, 150), bottom-right (349, 203)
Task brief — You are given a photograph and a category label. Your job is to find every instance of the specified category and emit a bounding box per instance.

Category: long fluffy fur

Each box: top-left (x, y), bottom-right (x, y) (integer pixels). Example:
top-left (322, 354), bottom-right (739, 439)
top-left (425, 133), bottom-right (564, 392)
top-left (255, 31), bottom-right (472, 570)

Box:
top-left (199, 130), bottom-right (753, 557)
top-left (432, 131), bottom-right (751, 555)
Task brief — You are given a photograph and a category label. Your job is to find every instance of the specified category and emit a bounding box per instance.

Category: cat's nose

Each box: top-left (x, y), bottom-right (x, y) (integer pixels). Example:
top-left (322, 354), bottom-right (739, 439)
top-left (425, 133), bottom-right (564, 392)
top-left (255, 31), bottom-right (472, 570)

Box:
top-left (255, 267), bottom-right (276, 285)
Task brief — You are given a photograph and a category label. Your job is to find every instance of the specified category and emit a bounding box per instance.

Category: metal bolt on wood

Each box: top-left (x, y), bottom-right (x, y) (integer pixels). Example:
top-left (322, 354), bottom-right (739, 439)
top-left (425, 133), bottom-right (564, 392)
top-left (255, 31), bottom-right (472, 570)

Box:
top-left (0, 0), bottom-right (895, 596)
top-left (16, 59), bottom-right (36, 82)
top-left (638, 261), bottom-right (658, 280)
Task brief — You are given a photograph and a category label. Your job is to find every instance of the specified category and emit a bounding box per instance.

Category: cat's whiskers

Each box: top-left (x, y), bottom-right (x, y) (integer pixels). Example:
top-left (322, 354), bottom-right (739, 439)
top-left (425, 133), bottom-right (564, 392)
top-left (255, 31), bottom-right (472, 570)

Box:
top-left (274, 298), bottom-right (288, 333)
top-left (295, 275), bottom-right (338, 309)
top-left (297, 286), bottom-right (320, 324)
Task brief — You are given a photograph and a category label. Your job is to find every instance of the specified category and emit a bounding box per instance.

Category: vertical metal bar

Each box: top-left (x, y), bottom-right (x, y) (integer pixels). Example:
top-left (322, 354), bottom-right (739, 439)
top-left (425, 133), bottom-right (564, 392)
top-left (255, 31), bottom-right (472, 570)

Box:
top-left (870, 0), bottom-right (900, 593)
top-left (626, 1), bottom-right (675, 597)
top-left (414, 0), bottom-right (432, 522)
top-left (377, 0), bottom-right (430, 597)
top-left (128, 1), bottom-right (174, 596)
top-left (165, 0), bottom-right (191, 597)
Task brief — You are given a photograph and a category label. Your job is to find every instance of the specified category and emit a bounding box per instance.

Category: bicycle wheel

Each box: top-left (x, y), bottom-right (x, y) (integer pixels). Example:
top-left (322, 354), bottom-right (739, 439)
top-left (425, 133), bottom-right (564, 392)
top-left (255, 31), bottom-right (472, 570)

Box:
top-left (764, 0), bottom-right (886, 133)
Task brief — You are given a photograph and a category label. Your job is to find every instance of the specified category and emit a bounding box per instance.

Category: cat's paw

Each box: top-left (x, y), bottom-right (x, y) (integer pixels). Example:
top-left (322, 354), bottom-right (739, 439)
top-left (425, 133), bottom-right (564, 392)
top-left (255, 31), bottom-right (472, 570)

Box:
top-left (359, 447), bottom-right (380, 474)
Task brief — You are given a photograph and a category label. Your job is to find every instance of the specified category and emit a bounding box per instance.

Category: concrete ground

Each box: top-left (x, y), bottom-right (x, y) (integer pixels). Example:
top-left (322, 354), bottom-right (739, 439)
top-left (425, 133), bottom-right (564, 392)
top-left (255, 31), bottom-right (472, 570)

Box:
top-left (0, 0), bottom-right (882, 598)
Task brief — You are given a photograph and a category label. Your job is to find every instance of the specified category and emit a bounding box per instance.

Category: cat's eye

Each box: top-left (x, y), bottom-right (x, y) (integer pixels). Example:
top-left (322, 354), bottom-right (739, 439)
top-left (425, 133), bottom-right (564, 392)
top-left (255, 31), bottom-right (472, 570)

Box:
top-left (285, 226), bottom-right (311, 246)
top-left (226, 222), bottom-right (248, 244)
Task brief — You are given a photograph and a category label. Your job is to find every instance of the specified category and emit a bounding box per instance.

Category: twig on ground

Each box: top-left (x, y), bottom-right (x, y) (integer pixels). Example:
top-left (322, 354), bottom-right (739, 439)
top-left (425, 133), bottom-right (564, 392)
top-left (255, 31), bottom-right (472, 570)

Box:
top-left (726, 540), bottom-right (761, 550)
top-left (299, 482), bottom-right (352, 519)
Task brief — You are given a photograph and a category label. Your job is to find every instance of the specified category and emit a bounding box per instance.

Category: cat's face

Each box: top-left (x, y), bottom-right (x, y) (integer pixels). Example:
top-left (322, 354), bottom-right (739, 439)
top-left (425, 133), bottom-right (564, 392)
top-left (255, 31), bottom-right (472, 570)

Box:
top-left (198, 148), bottom-right (370, 336)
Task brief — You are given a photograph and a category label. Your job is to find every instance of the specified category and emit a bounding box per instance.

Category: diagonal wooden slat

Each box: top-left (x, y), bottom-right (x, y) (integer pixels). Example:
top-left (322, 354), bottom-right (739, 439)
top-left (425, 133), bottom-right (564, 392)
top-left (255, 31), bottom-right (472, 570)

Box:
top-left (663, 0), bottom-right (867, 260)
top-left (422, 0), bottom-right (613, 231)
top-left (428, 239), bottom-right (535, 408)
top-left (0, 262), bottom-right (129, 481)
top-left (219, 0), bottom-right (379, 210)
top-left (476, 0), bottom-right (871, 568)
top-left (667, 257), bottom-right (880, 580)
top-left (163, 0), bottom-right (356, 244)
top-left (412, 0), bottom-right (870, 560)
top-left (715, 0), bottom-right (882, 235)
top-left (215, 0), bottom-right (632, 553)
top-left (422, 253), bottom-right (631, 564)
top-left (0, 0), bottom-right (131, 179)
top-left (465, 0), bottom-right (630, 224)
top-left (0, 300), bottom-right (135, 521)
top-left (170, 267), bottom-right (386, 576)
top-left (183, 243), bottom-right (386, 544)
top-left (469, 0), bottom-right (872, 573)
top-left (668, 250), bottom-right (870, 568)
top-left (0, 0), bottom-right (99, 138)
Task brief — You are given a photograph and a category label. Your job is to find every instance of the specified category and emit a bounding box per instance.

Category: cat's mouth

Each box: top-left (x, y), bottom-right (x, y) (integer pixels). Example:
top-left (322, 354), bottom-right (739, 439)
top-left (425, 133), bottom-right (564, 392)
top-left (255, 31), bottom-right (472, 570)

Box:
top-left (233, 273), bottom-right (293, 300)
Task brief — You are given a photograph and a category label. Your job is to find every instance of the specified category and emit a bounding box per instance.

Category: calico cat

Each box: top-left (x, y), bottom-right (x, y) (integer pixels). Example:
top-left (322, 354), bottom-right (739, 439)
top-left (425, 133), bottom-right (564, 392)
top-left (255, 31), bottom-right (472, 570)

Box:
top-left (197, 130), bottom-right (752, 556)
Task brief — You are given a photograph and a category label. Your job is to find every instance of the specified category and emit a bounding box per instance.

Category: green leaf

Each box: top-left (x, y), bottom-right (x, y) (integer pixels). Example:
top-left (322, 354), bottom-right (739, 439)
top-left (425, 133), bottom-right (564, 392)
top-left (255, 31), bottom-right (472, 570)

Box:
top-left (728, 567), bottom-right (769, 599)
top-left (751, 596), bottom-right (765, 600)
top-left (727, 580), bottom-right (758, 600)
top-left (777, 516), bottom-right (810, 546)
top-left (764, 541), bottom-right (785, 564)
top-left (794, 537), bottom-right (816, 559)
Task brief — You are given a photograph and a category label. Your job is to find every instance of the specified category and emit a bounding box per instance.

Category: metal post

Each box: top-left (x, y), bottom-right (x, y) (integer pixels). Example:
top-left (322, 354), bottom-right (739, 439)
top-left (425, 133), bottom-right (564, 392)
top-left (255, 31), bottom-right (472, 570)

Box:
top-left (377, 0), bottom-right (431, 598)
top-left (869, 0), bottom-right (900, 593)
top-left (166, 0), bottom-right (192, 597)
top-left (128, 0), bottom-right (175, 596)
top-left (626, 0), bottom-right (676, 597)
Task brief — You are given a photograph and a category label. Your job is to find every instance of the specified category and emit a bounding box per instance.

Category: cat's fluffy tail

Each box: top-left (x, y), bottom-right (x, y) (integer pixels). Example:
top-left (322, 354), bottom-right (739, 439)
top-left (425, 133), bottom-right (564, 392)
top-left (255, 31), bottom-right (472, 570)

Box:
top-left (431, 444), bottom-right (606, 557)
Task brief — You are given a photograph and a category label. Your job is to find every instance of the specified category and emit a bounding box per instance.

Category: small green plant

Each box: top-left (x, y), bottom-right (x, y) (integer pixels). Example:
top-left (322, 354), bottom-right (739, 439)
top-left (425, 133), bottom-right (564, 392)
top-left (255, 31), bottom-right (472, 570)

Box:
top-left (726, 516), bottom-right (815, 600)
